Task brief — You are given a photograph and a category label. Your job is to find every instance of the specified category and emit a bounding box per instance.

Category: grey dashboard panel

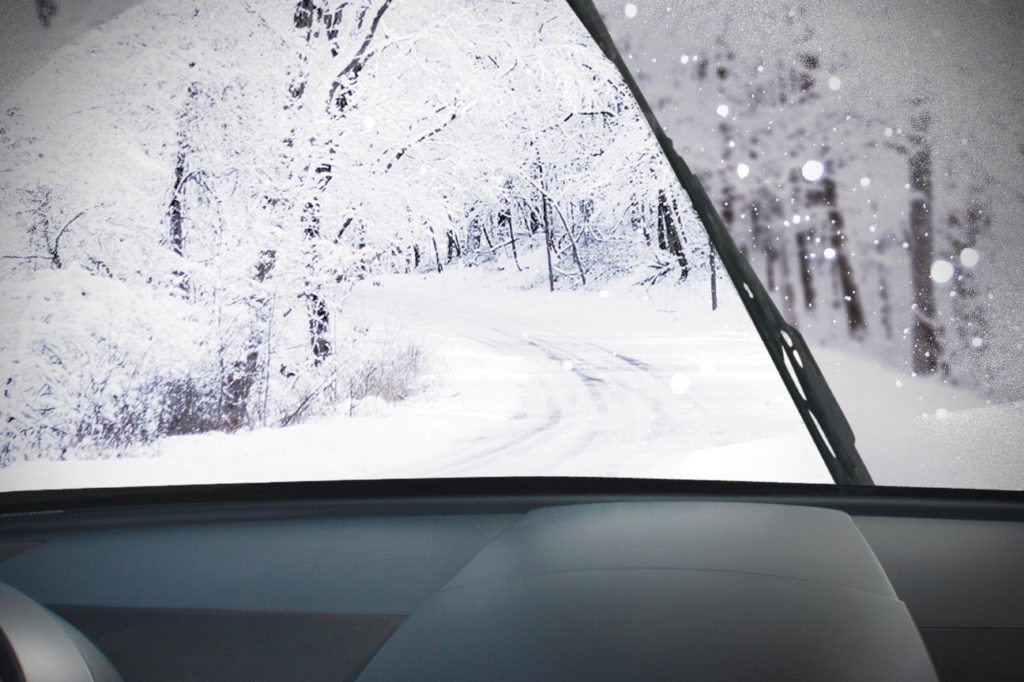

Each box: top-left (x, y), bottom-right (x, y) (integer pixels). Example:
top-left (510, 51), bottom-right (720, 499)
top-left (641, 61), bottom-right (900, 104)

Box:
top-left (0, 514), bottom-right (517, 615)
top-left (448, 502), bottom-right (896, 595)
top-left (359, 502), bottom-right (936, 681)
top-left (51, 605), bottom-right (404, 682)
top-left (854, 515), bottom-right (1024, 628)
top-left (11, 498), bottom-right (1015, 680)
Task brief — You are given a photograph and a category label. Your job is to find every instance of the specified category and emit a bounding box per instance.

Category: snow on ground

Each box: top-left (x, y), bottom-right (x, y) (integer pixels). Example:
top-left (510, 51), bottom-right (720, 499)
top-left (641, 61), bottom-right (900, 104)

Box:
top-left (812, 346), bottom-right (1024, 490)
top-left (4, 265), bottom-right (1018, 493)
top-left (0, 268), bottom-right (830, 492)
top-left (0, 0), bottom-right (144, 99)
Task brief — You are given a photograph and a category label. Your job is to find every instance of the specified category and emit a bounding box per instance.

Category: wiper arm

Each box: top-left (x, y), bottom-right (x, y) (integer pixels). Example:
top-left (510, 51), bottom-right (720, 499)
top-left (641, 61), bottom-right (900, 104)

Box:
top-left (567, 1), bottom-right (874, 486)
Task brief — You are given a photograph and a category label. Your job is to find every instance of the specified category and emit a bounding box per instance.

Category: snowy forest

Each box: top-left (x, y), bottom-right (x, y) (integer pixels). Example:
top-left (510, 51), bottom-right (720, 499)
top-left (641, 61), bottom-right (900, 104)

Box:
top-left (600, 0), bottom-right (1024, 401)
top-left (1, 0), bottom-right (1022, 490)
top-left (1, 0), bottom-right (724, 466)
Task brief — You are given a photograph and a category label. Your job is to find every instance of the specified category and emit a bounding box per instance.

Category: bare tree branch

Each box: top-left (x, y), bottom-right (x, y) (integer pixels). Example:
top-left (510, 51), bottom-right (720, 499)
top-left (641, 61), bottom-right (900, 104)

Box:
top-left (326, 0), bottom-right (393, 113)
top-left (50, 210), bottom-right (85, 268)
top-left (0, 254), bottom-right (50, 261)
top-left (383, 109), bottom-right (459, 173)
top-left (521, 177), bottom-right (587, 284)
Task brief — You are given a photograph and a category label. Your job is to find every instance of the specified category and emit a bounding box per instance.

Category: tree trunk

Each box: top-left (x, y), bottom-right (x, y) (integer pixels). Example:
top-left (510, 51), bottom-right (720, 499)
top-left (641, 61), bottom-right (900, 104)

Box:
top-left (779, 243), bottom-right (796, 323)
top-left (289, 2), bottom-right (339, 365)
top-left (552, 201), bottom-right (586, 285)
top-left (223, 351), bottom-right (260, 431)
top-left (796, 230), bottom-right (816, 310)
top-left (877, 263), bottom-right (893, 340)
top-left (658, 191), bottom-right (689, 280)
top-left (427, 224), bottom-right (443, 273)
top-left (35, 0), bottom-right (57, 27)
top-left (446, 230), bottom-right (461, 262)
top-left (821, 177), bottom-right (866, 337)
top-left (499, 204), bottom-right (520, 271)
top-left (541, 195), bottom-right (554, 291)
top-left (306, 293), bottom-right (331, 364)
top-left (167, 83), bottom-right (200, 291)
top-left (168, 152), bottom-right (185, 257)
top-left (907, 107), bottom-right (941, 374)
top-left (709, 233), bottom-right (718, 311)
top-left (951, 189), bottom-right (990, 360)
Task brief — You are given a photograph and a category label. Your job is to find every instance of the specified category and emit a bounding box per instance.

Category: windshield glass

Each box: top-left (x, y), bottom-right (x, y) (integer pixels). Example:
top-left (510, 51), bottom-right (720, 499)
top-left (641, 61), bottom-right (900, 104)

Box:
top-left (596, 0), bottom-right (1024, 491)
top-left (2, 0), bottom-right (1013, 494)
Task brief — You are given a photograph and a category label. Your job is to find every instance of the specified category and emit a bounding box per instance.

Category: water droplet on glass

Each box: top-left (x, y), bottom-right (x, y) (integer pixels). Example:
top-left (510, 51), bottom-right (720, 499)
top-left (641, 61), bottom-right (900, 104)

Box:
top-left (930, 260), bottom-right (954, 284)
top-left (801, 159), bottom-right (825, 181)
top-left (959, 248), bottom-right (980, 268)
top-left (670, 373), bottom-right (692, 395)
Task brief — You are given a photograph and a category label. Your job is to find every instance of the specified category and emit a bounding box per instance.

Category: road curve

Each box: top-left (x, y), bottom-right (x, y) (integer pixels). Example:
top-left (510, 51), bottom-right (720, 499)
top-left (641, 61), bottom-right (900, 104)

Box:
top-left (348, 273), bottom-right (827, 482)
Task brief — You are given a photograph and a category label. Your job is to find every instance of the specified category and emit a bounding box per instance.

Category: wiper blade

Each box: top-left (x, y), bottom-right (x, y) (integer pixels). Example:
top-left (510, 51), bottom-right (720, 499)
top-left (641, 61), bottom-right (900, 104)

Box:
top-left (567, 1), bottom-right (874, 486)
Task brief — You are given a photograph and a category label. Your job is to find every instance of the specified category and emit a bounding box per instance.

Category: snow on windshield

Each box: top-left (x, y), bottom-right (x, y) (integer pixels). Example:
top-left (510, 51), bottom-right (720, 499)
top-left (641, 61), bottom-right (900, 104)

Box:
top-left (598, 0), bottom-right (1024, 491)
top-left (1, 0), bottom-right (832, 491)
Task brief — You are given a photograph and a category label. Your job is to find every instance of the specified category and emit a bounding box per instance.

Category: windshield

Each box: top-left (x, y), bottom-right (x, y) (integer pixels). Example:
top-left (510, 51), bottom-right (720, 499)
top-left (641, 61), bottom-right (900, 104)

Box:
top-left (596, 0), bottom-right (1024, 491)
top-left (0, 0), bottom-right (1018, 493)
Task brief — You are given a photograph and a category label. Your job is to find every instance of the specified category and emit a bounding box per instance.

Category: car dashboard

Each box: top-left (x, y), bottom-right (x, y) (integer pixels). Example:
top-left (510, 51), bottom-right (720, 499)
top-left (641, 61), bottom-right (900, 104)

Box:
top-left (0, 482), bottom-right (1022, 681)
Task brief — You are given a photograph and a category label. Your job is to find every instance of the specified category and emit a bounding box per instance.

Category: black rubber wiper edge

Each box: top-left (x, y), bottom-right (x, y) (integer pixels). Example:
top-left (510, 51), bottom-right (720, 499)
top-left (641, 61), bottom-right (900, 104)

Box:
top-left (566, 1), bottom-right (873, 486)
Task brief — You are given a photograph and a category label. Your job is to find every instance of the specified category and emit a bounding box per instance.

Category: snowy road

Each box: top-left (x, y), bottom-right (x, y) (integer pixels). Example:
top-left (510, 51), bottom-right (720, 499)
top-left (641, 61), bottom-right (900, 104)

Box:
top-left (0, 270), bottom-right (830, 492)
top-left (345, 272), bottom-right (826, 482)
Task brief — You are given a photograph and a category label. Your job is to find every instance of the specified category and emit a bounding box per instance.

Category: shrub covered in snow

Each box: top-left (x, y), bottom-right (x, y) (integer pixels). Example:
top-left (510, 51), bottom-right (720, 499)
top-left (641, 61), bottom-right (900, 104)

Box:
top-left (0, 267), bottom-right (211, 462)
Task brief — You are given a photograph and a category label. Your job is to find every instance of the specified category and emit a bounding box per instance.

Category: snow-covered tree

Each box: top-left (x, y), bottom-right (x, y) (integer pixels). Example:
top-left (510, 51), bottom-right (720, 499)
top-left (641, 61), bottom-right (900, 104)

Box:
top-left (0, 0), bottom-right (711, 462)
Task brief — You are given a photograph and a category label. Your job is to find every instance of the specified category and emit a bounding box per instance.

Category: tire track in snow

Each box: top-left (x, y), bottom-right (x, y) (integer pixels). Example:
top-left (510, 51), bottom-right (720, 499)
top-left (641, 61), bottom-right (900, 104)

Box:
top-left (348, 277), bottom-right (719, 478)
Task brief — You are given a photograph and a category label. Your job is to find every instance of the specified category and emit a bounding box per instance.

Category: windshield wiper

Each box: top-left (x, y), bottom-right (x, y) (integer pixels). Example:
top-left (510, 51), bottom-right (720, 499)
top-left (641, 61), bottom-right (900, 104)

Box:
top-left (567, 1), bottom-right (874, 486)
